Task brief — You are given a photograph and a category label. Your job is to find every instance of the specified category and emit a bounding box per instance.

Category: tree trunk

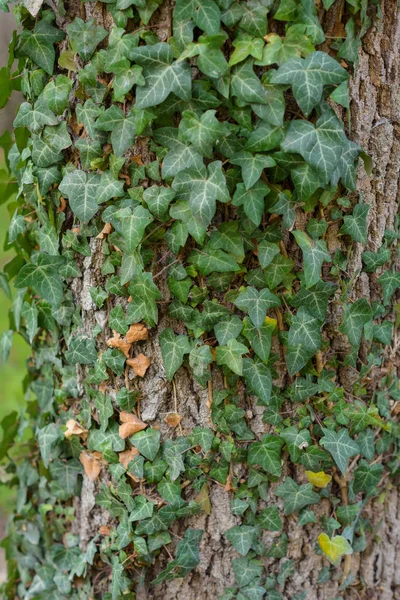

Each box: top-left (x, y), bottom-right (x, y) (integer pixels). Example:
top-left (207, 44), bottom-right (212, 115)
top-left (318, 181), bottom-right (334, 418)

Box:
top-left (1, 0), bottom-right (399, 599)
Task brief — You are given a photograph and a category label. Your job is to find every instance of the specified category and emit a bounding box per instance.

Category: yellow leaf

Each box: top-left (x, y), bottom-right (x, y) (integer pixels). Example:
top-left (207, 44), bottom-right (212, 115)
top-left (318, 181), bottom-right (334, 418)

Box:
top-left (318, 533), bottom-right (353, 566)
top-left (264, 316), bottom-right (277, 327)
top-left (305, 470), bottom-right (332, 488)
top-left (195, 482), bottom-right (211, 515)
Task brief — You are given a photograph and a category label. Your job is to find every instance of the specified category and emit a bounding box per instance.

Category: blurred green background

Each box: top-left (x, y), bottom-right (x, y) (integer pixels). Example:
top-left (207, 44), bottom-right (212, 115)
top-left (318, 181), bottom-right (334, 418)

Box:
top-left (0, 12), bottom-right (29, 514)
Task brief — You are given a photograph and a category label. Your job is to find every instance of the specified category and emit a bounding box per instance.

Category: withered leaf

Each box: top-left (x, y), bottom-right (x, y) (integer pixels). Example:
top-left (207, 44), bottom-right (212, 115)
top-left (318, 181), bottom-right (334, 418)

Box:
top-left (126, 323), bottom-right (148, 343)
top-left (106, 333), bottom-right (131, 358)
top-left (119, 447), bottom-right (140, 470)
top-left (127, 354), bottom-right (151, 377)
top-left (119, 412), bottom-right (148, 439)
top-left (80, 451), bottom-right (102, 481)
top-left (65, 419), bottom-right (87, 438)
top-left (164, 413), bottom-right (183, 428)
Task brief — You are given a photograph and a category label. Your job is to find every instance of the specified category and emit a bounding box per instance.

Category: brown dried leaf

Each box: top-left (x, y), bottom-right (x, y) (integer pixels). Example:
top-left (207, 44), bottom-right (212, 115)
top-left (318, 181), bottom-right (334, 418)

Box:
top-left (127, 354), bottom-right (151, 377)
top-left (106, 334), bottom-right (131, 358)
top-left (194, 482), bottom-right (211, 515)
top-left (96, 222), bottom-right (113, 239)
top-left (80, 452), bottom-right (102, 482)
top-left (99, 525), bottom-right (111, 536)
top-left (119, 412), bottom-right (147, 439)
top-left (164, 413), bottom-right (183, 428)
top-left (119, 447), bottom-right (139, 470)
top-left (65, 419), bottom-right (87, 438)
top-left (126, 323), bottom-right (148, 343)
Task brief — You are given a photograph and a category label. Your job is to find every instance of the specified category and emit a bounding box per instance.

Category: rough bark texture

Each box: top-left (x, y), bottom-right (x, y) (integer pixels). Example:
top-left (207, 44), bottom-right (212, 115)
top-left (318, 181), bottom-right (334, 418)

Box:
top-left (60, 1), bottom-right (400, 599)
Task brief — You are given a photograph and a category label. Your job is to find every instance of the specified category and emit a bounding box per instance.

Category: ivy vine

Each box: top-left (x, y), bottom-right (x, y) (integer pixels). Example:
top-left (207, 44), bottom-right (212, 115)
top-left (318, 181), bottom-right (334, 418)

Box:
top-left (0, 0), bottom-right (398, 599)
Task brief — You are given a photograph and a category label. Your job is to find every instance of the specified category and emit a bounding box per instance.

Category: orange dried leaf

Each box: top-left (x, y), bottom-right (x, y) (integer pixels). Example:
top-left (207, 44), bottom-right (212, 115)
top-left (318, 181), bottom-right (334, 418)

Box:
top-left (80, 452), bottom-right (102, 482)
top-left (106, 334), bottom-right (131, 358)
top-left (119, 413), bottom-right (147, 438)
top-left (127, 354), bottom-right (151, 377)
top-left (65, 419), bottom-right (87, 438)
top-left (126, 323), bottom-right (148, 343)
top-left (119, 447), bottom-right (139, 470)
top-left (96, 222), bottom-right (113, 239)
top-left (164, 413), bottom-right (183, 428)
top-left (99, 525), bottom-right (111, 536)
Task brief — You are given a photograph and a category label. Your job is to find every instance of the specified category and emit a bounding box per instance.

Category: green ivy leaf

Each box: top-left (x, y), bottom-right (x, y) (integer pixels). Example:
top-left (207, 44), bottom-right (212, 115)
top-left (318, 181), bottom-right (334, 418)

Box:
top-left (15, 255), bottom-right (64, 307)
top-left (275, 477), bottom-right (320, 515)
top-left (339, 298), bottom-right (373, 347)
top-left (95, 106), bottom-right (136, 156)
top-left (256, 506), bottom-right (282, 531)
top-left (121, 207), bottom-right (153, 252)
top-left (159, 328), bottom-right (191, 380)
top-left (340, 204), bottom-right (370, 244)
top-left (234, 286), bottom-right (280, 328)
top-left (17, 19), bottom-right (64, 74)
top-left (59, 170), bottom-right (99, 223)
top-left (130, 43), bottom-right (191, 109)
top-left (319, 428), bottom-right (359, 475)
top-left (67, 18), bottom-right (107, 61)
top-left (292, 231), bottom-right (331, 288)
top-left (247, 434), bottom-right (284, 476)
top-left (243, 358), bottom-right (272, 405)
top-left (270, 51), bottom-right (348, 116)
top-left (225, 525), bottom-right (257, 556)
top-left (130, 428), bottom-right (161, 461)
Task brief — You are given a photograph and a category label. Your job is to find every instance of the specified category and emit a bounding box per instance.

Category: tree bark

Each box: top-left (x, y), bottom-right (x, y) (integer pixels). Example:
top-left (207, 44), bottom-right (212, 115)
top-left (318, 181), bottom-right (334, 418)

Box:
top-left (3, 0), bottom-right (399, 599)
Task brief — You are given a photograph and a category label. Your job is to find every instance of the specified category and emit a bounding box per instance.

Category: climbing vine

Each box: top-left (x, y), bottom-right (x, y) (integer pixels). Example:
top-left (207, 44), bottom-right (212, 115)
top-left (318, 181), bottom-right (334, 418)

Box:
top-left (0, 0), bottom-right (398, 599)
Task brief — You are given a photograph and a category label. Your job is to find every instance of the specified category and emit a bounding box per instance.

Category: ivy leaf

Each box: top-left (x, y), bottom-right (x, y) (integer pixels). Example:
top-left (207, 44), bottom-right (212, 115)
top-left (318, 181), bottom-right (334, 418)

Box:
top-left (121, 207), bottom-right (153, 252)
top-left (288, 307), bottom-right (322, 352)
top-left (37, 423), bottom-right (61, 468)
top-left (130, 428), bottom-right (161, 461)
top-left (318, 534), bottom-right (353, 566)
top-left (216, 338), bottom-right (248, 376)
top-left (154, 127), bottom-right (203, 178)
top-left (189, 248), bottom-right (241, 276)
top-left (243, 358), bottom-right (272, 405)
top-left (15, 255), bottom-right (63, 307)
top-left (190, 427), bottom-right (214, 453)
top-left (305, 471), bottom-right (332, 488)
top-left (230, 151), bottom-right (276, 190)
top-left (280, 426), bottom-right (311, 462)
top-left (225, 525), bottom-right (257, 556)
top-left (362, 247), bottom-right (391, 273)
top-left (275, 477), bottom-right (320, 515)
top-left (257, 25), bottom-right (315, 66)
top-left (247, 434), bottom-right (284, 476)
top-left (172, 162), bottom-right (229, 228)
top-left (319, 428), bottom-right (359, 475)
top-left (192, 0), bottom-right (221, 34)
top-left (129, 43), bottom-right (191, 109)
top-left (292, 231), bottom-right (331, 288)
top-left (67, 18), bottom-right (107, 61)
top-left (340, 204), bottom-right (370, 244)
top-left (378, 270), bottom-right (400, 305)
top-left (95, 106), bottom-right (136, 156)
top-left (127, 272), bottom-right (162, 327)
top-left (14, 100), bottom-right (57, 133)
top-left (59, 170), bottom-right (99, 223)
top-left (214, 315), bottom-right (243, 346)
top-left (159, 328), bottom-right (191, 380)
top-left (232, 557), bottom-right (263, 587)
top-left (231, 59), bottom-right (268, 105)
top-left (143, 185), bottom-right (176, 220)
top-left (339, 298), bottom-right (373, 347)
top-left (270, 51), bottom-right (348, 116)
top-left (65, 336), bottom-right (97, 365)
top-left (256, 506), bottom-right (282, 531)
top-left (290, 280), bottom-right (337, 322)
top-left (234, 286), bottom-right (280, 328)
top-left (286, 344), bottom-right (314, 376)
top-left (282, 110), bottom-right (347, 184)
top-left (232, 180), bottom-right (270, 226)
top-left (17, 19), bottom-right (64, 75)
top-left (353, 460), bottom-right (383, 494)
top-left (179, 110), bottom-right (228, 158)
top-left (257, 240), bottom-right (280, 269)
top-left (189, 343), bottom-right (213, 386)
top-left (242, 317), bottom-right (275, 362)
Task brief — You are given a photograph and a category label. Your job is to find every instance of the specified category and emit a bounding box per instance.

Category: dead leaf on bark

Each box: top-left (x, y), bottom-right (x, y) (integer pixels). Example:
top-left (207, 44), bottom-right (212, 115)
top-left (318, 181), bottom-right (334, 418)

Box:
top-left (80, 452), bottom-right (102, 481)
top-left (127, 354), bottom-right (151, 377)
top-left (126, 323), bottom-right (148, 343)
top-left (96, 222), bottom-right (113, 239)
top-left (106, 333), bottom-right (131, 358)
top-left (65, 419), bottom-right (87, 438)
top-left (164, 413), bottom-right (183, 428)
top-left (119, 412), bottom-right (147, 438)
top-left (119, 447), bottom-right (140, 470)
top-left (194, 482), bottom-right (211, 515)
top-left (99, 525), bottom-right (111, 536)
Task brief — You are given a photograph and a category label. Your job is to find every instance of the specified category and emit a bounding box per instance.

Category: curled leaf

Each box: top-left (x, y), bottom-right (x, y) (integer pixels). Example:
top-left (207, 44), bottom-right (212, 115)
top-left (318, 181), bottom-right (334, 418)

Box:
top-left (127, 354), bottom-right (151, 377)
top-left (126, 323), bottom-right (148, 343)
top-left (106, 333), bottom-right (131, 358)
top-left (119, 412), bottom-right (148, 439)
top-left (79, 451), bottom-right (102, 481)
top-left (64, 419), bottom-right (87, 439)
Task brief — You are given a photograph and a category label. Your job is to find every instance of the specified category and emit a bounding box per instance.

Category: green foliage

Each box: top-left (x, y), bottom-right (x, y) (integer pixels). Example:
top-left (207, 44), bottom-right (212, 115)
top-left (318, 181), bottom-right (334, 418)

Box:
top-left (0, 0), bottom-right (397, 598)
